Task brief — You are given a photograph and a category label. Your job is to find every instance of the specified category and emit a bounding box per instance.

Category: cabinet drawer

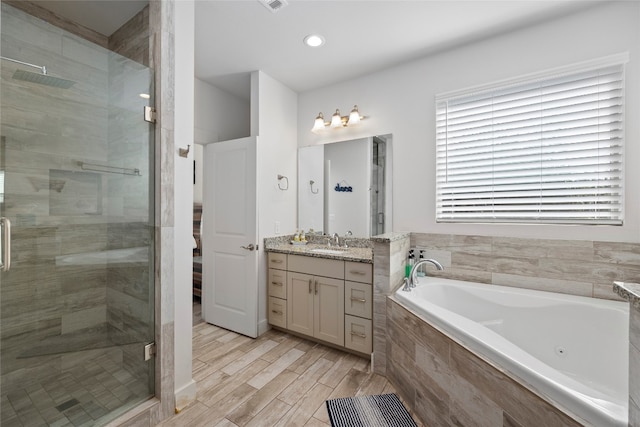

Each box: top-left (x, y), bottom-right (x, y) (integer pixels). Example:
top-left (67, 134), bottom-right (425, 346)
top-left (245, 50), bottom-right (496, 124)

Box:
top-left (268, 252), bottom-right (287, 270)
top-left (345, 281), bottom-right (372, 319)
top-left (288, 254), bottom-right (344, 279)
top-left (268, 269), bottom-right (286, 299)
top-left (269, 297), bottom-right (287, 328)
top-left (345, 315), bottom-right (372, 354)
top-left (345, 261), bottom-right (372, 283)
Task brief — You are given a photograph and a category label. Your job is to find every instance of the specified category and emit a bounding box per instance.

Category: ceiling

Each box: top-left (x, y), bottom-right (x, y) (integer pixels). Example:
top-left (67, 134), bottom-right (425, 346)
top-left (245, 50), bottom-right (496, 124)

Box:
top-left (32, 0), bottom-right (600, 99)
top-left (30, 0), bottom-right (148, 37)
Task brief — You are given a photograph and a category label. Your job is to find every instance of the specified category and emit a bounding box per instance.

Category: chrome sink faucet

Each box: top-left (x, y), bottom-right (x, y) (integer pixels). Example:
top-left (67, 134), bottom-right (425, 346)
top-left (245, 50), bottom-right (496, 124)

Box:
top-left (343, 230), bottom-right (352, 248)
top-left (403, 258), bottom-right (444, 291)
top-left (329, 232), bottom-right (339, 247)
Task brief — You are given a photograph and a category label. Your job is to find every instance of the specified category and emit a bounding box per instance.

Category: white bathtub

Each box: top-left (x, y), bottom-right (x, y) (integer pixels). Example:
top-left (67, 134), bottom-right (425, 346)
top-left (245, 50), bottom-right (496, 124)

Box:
top-left (394, 276), bottom-right (629, 427)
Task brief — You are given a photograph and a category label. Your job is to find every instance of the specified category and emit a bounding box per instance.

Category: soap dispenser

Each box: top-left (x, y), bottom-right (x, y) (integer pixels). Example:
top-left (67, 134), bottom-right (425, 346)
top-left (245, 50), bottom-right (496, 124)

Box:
top-left (417, 250), bottom-right (426, 277)
top-left (405, 250), bottom-right (414, 278)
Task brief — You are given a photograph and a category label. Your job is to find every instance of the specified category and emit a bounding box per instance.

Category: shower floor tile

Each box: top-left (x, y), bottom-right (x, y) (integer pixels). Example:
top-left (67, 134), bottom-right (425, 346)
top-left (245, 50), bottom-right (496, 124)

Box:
top-left (1, 348), bottom-right (151, 427)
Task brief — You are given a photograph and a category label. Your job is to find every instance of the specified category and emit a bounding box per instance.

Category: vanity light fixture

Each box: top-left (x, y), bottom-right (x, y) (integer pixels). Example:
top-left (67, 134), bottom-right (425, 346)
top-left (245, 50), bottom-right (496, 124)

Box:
top-left (311, 105), bottom-right (365, 133)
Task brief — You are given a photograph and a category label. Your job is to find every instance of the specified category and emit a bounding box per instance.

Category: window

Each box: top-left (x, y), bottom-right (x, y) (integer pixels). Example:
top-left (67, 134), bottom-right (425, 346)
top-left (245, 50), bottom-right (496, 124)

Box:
top-left (435, 56), bottom-right (626, 225)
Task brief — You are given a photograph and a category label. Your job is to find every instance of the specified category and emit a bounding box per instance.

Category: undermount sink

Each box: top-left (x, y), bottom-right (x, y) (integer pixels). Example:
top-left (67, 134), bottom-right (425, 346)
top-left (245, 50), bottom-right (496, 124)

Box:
top-left (310, 248), bottom-right (347, 255)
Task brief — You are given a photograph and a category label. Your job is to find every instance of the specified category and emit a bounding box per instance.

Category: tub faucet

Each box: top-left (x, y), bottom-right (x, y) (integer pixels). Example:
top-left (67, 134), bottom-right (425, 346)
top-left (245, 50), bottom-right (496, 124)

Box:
top-left (408, 258), bottom-right (444, 288)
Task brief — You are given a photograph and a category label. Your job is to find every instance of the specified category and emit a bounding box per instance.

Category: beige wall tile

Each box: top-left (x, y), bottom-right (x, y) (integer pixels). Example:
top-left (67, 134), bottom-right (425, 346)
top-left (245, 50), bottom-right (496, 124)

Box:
top-left (594, 241), bottom-right (640, 265)
top-left (630, 341), bottom-right (640, 411)
top-left (492, 273), bottom-right (593, 297)
top-left (491, 256), bottom-right (539, 276)
top-left (449, 374), bottom-right (503, 427)
top-left (631, 308), bottom-right (640, 348)
top-left (449, 344), bottom-right (582, 427)
top-left (593, 282), bottom-right (627, 301)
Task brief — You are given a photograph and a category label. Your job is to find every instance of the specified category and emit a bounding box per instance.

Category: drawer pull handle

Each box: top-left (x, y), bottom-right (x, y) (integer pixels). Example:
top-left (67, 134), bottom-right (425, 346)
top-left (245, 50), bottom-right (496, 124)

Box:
top-left (309, 279), bottom-right (313, 294)
top-left (349, 270), bottom-right (366, 275)
top-left (350, 331), bottom-right (367, 339)
top-left (271, 259), bottom-right (284, 264)
top-left (350, 297), bottom-right (367, 303)
top-left (315, 280), bottom-right (318, 295)
top-left (271, 281), bottom-right (283, 286)
top-left (271, 310), bottom-right (283, 315)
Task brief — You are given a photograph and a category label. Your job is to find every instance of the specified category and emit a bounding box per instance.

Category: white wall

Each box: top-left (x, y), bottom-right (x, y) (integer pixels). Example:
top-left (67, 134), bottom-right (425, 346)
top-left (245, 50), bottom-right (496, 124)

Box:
top-left (298, 1), bottom-right (640, 243)
top-left (173, 0), bottom-right (196, 409)
top-left (194, 78), bottom-right (250, 144)
top-left (325, 138), bottom-right (370, 237)
top-left (298, 145), bottom-right (324, 233)
top-left (252, 71), bottom-right (298, 334)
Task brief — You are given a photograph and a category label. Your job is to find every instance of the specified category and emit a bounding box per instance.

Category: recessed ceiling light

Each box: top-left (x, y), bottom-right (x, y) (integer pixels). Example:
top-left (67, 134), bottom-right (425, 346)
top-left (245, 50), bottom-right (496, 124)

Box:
top-left (139, 93), bottom-right (150, 99)
top-left (304, 34), bottom-right (325, 48)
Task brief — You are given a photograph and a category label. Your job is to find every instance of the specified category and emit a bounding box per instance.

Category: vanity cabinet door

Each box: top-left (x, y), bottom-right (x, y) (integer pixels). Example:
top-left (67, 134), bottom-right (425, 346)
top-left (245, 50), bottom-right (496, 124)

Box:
top-left (345, 261), bottom-right (372, 284)
top-left (268, 297), bottom-right (287, 329)
top-left (287, 272), bottom-right (314, 337)
top-left (345, 315), bottom-right (372, 354)
top-left (268, 252), bottom-right (287, 270)
top-left (314, 276), bottom-right (345, 346)
top-left (268, 269), bottom-right (286, 299)
top-left (345, 281), bottom-right (372, 319)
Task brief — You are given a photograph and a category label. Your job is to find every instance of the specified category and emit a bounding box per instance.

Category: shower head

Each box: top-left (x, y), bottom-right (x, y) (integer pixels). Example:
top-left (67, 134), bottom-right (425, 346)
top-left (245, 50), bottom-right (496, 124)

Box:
top-left (1, 55), bottom-right (75, 89)
top-left (12, 69), bottom-right (75, 89)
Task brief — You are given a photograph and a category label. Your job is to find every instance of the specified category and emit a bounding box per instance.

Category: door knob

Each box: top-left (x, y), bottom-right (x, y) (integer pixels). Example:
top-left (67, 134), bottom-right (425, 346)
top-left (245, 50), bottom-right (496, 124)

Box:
top-left (241, 244), bottom-right (255, 251)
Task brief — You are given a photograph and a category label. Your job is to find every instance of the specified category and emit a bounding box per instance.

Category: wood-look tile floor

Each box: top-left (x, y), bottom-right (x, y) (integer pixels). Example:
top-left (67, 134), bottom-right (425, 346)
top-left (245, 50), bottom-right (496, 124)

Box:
top-left (159, 302), bottom-right (422, 427)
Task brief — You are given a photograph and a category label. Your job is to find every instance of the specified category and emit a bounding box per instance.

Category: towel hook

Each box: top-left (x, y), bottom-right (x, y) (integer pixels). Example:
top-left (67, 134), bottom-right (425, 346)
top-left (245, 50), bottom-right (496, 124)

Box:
top-left (310, 180), bottom-right (319, 194)
top-left (277, 174), bottom-right (289, 191)
top-left (179, 144), bottom-right (190, 158)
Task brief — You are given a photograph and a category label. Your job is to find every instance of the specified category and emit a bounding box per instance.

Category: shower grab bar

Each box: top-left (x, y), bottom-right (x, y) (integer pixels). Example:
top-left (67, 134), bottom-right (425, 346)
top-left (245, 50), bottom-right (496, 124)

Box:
top-left (1, 217), bottom-right (11, 272)
top-left (78, 161), bottom-right (141, 176)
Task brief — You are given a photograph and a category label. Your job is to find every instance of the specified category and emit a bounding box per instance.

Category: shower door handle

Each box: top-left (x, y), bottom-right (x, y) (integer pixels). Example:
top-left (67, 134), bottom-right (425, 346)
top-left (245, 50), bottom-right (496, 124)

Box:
top-left (1, 217), bottom-right (11, 272)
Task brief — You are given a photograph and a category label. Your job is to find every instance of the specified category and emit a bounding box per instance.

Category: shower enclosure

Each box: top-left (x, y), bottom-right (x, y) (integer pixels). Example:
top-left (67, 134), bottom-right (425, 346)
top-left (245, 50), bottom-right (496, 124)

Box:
top-left (1, 3), bottom-right (155, 426)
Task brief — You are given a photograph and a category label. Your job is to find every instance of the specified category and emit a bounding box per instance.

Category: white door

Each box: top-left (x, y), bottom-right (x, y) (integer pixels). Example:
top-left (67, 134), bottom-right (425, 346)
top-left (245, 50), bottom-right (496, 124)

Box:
top-left (203, 136), bottom-right (258, 338)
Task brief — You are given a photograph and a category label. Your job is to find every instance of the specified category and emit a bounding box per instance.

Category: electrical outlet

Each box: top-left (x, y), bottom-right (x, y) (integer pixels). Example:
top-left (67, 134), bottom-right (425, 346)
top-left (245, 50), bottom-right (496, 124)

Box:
top-left (274, 221), bottom-right (280, 234)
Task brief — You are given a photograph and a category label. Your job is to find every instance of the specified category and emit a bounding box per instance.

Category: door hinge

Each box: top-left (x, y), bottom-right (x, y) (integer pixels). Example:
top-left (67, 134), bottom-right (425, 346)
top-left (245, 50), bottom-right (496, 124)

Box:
top-left (144, 106), bottom-right (156, 123)
top-left (144, 342), bottom-right (156, 361)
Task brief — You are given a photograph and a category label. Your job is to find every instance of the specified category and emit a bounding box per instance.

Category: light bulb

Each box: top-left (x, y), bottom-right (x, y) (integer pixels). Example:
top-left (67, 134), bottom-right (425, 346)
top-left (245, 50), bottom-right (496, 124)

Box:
top-left (348, 105), bottom-right (360, 125)
top-left (330, 109), bottom-right (342, 128)
top-left (312, 112), bottom-right (325, 132)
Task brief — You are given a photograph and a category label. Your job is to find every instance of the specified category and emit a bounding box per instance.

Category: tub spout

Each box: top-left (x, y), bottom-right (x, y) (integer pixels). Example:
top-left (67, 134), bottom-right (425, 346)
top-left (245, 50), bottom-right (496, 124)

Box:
top-left (409, 258), bottom-right (444, 288)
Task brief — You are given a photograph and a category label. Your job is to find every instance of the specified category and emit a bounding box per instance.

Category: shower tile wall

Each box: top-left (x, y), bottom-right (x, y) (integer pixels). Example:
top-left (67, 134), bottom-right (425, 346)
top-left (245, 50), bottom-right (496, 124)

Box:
top-left (1, 3), bottom-right (110, 382)
top-left (1, 0), bottom-right (152, 408)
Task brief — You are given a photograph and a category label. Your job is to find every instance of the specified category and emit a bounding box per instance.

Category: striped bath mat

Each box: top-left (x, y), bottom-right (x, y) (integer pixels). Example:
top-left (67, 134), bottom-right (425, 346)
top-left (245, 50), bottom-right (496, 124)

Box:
top-left (325, 393), bottom-right (417, 427)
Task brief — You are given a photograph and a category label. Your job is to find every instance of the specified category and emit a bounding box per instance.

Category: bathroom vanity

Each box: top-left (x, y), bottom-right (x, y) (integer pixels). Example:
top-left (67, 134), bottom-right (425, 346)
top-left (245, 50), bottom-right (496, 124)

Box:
top-left (265, 242), bottom-right (373, 356)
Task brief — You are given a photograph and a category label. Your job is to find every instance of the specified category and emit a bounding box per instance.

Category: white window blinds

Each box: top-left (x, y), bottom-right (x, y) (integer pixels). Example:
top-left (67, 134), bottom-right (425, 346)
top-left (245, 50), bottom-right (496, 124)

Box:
top-left (435, 60), bottom-right (625, 225)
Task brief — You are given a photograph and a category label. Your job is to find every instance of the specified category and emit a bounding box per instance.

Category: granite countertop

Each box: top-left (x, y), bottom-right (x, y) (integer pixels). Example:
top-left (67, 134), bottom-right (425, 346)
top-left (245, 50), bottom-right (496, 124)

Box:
top-left (370, 231), bottom-right (410, 243)
top-left (614, 281), bottom-right (640, 309)
top-left (264, 240), bottom-right (372, 263)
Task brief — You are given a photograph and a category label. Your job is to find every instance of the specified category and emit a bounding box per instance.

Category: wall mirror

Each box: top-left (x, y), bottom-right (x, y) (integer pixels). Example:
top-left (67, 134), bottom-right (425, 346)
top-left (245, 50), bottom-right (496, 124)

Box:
top-left (298, 134), bottom-right (392, 238)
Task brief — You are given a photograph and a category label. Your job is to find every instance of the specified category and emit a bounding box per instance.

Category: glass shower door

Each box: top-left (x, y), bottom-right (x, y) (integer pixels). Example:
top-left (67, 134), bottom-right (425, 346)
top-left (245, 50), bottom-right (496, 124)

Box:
top-left (1, 3), bottom-right (155, 425)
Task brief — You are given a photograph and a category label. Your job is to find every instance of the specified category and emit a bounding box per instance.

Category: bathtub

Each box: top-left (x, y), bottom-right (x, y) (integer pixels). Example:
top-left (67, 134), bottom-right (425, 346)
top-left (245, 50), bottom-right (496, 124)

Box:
top-left (394, 276), bottom-right (629, 427)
